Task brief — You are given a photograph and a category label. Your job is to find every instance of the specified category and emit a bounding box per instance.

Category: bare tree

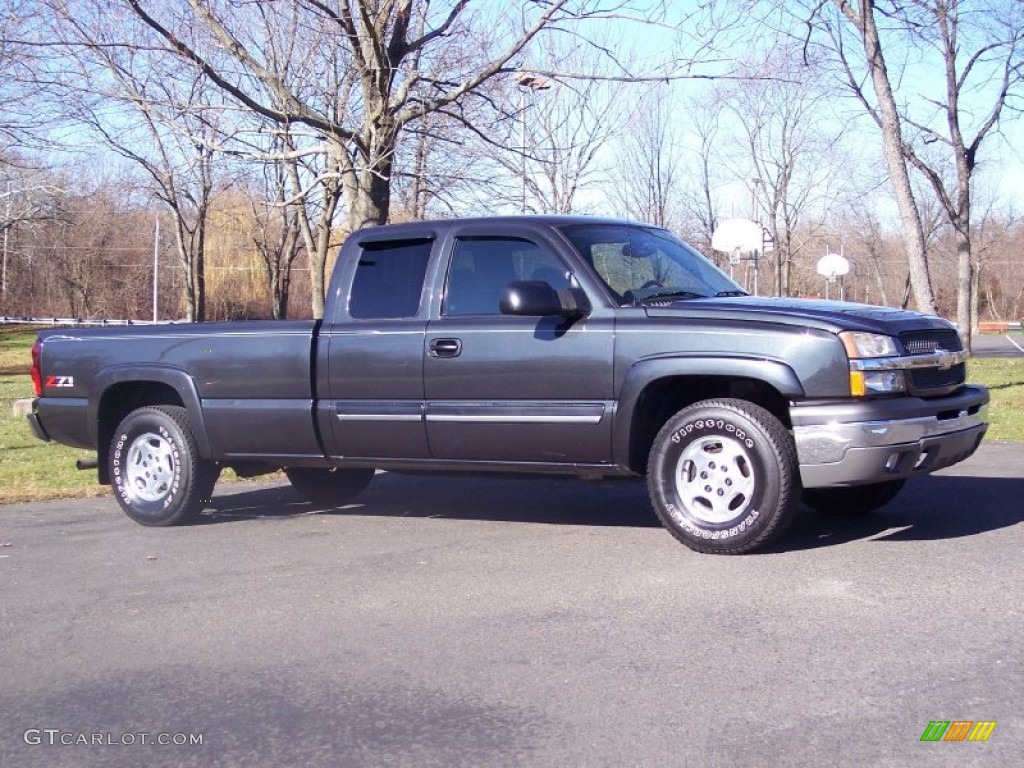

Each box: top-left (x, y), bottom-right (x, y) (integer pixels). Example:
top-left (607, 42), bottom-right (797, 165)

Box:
top-left (608, 88), bottom-right (683, 227)
top-left (44, 4), bottom-right (231, 321)
top-left (27, 1), bottom-right (732, 317)
top-left (723, 41), bottom-right (847, 296)
top-left (1, 160), bottom-right (65, 301)
top-left (0, 0), bottom-right (49, 152)
top-left (886, 0), bottom-right (1022, 347)
top-left (805, 1), bottom-right (1024, 351)
top-left (804, 0), bottom-right (941, 316)
top-left (679, 94), bottom-right (724, 259)
top-left (80, 84), bottom-right (220, 322)
top-left (118, 3), bottom-right (609, 219)
top-left (247, 157), bottom-right (302, 320)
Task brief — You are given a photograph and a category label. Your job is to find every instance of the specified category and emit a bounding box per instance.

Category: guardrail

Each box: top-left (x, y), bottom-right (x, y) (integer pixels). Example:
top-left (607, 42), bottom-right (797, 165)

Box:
top-left (977, 321), bottom-right (1022, 333)
top-left (2, 316), bottom-right (180, 326)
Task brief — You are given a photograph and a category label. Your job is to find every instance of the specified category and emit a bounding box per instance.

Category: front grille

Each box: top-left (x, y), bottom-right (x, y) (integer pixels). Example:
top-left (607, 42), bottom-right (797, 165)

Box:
top-left (910, 362), bottom-right (965, 390)
top-left (899, 329), bottom-right (965, 395)
top-left (900, 329), bottom-right (962, 355)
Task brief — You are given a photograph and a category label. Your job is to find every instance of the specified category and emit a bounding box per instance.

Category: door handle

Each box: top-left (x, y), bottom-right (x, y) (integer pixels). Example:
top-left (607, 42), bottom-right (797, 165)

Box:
top-left (429, 338), bottom-right (462, 358)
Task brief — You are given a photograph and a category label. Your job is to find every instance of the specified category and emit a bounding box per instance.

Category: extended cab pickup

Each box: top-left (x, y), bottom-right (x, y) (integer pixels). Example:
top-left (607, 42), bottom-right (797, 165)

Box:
top-left (28, 216), bottom-right (989, 554)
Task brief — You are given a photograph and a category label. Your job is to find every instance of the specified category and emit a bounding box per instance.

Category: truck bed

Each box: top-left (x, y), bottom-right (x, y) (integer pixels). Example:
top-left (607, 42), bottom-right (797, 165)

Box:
top-left (34, 321), bottom-right (322, 460)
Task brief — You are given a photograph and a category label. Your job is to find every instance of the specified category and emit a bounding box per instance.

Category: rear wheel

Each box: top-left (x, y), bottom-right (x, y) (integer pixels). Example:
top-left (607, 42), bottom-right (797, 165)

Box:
top-left (109, 405), bottom-right (218, 526)
top-left (647, 398), bottom-right (799, 555)
top-left (285, 467), bottom-right (375, 507)
top-left (802, 480), bottom-right (906, 515)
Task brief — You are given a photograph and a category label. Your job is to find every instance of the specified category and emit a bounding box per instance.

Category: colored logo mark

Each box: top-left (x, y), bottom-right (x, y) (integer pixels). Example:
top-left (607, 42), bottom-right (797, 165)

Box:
top-left (920, 720), bottom-right (997, 742)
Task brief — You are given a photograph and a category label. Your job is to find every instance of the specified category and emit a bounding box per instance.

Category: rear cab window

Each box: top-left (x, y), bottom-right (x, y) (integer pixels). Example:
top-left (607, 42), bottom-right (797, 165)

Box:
top-left (348, 238), bottom-right (433, 319)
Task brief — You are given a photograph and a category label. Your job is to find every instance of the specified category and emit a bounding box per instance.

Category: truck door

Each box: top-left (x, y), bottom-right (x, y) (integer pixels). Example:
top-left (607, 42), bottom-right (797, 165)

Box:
top-left (424, 230), bottom-right (615, 464)
top-left (319, 236), bottom-right (432, 461)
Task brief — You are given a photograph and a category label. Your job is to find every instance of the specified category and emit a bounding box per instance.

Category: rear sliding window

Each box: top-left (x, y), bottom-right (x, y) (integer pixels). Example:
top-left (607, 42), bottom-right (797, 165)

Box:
top-left (348, 238), bottom-right (432, 319)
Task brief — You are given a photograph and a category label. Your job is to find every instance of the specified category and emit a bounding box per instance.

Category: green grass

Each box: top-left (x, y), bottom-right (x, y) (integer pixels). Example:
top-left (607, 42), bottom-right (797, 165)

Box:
top-left (1, 325), bottom-right (1022, 506)
top-left (2, 326), bottom-right (102, 504)
top-left (1, 373), bottom-right (104, 505)
top-left (0, 326), bottom-right (39, 374)
top-left (969, 357), bottom-right (1024, 442)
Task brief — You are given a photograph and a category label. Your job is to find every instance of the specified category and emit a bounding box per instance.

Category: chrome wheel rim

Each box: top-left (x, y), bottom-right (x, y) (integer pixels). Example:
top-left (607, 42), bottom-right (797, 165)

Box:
top-left (124, 431), bottom-right (176, 503)
top-left (674, 435), bottom-right (756, 524)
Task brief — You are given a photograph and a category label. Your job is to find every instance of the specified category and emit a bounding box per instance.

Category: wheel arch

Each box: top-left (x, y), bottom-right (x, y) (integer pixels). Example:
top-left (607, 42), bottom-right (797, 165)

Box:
top-left (90, 366), bottom-right (211, 484)
top-left (615, 357), bottom-right (803, 475)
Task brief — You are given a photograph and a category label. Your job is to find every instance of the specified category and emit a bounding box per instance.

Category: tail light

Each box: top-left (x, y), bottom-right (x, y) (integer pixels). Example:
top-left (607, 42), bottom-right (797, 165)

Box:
top-left (31, 340), bottom-right (43, 397)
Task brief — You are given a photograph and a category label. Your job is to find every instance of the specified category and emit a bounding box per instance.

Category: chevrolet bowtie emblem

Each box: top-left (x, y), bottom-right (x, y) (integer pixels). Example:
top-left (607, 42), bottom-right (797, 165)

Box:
top-left (934, 346), bottom-right (954, 371)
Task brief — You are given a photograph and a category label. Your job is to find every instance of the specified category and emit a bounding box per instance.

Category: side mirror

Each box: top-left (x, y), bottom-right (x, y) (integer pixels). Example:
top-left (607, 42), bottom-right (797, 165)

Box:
top-left (499, 281), bottom-right (590, 319)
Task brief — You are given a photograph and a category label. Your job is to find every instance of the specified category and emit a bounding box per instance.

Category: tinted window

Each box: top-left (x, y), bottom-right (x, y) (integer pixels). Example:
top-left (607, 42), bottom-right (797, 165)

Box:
top-left (444, 236), bottom-right (572, 316)
top-left (348, 238), bottom-right (432, 319)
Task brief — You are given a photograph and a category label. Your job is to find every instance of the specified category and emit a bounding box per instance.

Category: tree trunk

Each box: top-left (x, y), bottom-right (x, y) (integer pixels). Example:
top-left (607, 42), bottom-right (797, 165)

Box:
top-left (855, 1), bottom-right (938, 316)
top-left (194, 215), bottom-right (206, 322)
top-left (174, 223), bottom-right (196, 322)
top-left (347, 156), bottom-right (392, 232)
top-left (955, 224), bottom-right (972, 352)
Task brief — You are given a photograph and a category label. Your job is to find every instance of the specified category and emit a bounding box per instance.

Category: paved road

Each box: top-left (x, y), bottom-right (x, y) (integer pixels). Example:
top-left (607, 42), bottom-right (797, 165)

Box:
top-left (1, 443), bottom-right (1021, 767)
top-left (972, 333), bottom-right (1024, 358)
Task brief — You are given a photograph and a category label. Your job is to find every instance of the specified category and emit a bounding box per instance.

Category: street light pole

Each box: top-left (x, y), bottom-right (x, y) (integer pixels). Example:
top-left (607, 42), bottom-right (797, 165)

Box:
top-left (516, 73), bottom-right (552, 215)
top-left (750, 178), bottom-right (761, 296)
top-left (152, 215), bottom-right (160, 322)
top-left (2, 180), bottom-right (11, 299)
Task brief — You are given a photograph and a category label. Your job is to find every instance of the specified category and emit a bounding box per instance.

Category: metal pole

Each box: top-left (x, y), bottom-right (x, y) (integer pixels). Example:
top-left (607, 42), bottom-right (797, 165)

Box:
top-left (520, 89), bottom-right (527, 214)
top-left (2, 180), bottom-right (11, 299)
top-left (152, 215), bottom-right (160, 322)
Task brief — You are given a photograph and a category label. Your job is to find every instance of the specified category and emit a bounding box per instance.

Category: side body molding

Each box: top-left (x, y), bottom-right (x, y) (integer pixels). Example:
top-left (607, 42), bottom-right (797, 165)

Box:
top-left (88, 365), bottom-right (212, 458)
top-left (612, 356), bottom-right (805, 467)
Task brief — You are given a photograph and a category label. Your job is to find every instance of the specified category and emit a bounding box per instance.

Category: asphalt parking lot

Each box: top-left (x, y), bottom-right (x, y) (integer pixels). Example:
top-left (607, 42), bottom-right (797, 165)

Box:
top-left (972, 332), bottom-right (1024, 358)
top-left (1, 441), bottom-right (1021, 767)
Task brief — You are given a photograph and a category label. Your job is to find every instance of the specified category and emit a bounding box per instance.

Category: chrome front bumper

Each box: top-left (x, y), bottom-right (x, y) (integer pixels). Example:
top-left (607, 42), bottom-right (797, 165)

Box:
top-left (792, 386), bottom-right (989, 488)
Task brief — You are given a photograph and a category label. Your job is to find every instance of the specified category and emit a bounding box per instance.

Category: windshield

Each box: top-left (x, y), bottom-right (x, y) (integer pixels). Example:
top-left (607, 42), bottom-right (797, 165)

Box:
top-left (559, 223), bottom-right (743, 305)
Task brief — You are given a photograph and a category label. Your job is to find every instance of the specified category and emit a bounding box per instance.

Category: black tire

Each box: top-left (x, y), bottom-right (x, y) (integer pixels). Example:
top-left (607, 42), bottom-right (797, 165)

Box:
top-left (285, 467), bottom-right (375, 507)
top-left (109, 405), bottom-right (218, 526)
top-left (647, 398), bottom-right (799, 555)
top-left (802, 480), bottom-right (906, 515)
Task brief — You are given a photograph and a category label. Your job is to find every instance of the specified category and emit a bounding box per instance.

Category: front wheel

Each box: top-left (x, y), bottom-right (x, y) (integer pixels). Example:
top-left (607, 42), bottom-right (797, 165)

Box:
top-left (109, 405), bottom-right (218, 526)
top-left (802, 480), bottom-right (906, 515)
top-left (647, 399), bottom-right (799, 555)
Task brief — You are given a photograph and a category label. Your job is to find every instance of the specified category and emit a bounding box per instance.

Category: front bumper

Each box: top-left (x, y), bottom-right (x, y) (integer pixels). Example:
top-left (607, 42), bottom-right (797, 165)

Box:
top-left (792, 385), bottom-right (989, 488)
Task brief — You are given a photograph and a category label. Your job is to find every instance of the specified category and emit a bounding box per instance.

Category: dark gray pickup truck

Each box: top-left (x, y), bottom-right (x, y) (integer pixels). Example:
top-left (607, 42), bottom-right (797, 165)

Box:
top-left (28, 216), bottom-right (989, 554)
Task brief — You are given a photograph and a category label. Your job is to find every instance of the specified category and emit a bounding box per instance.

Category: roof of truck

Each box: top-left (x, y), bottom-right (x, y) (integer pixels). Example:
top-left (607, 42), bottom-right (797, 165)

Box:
top-left (349, 214), bottom-right (658, 239)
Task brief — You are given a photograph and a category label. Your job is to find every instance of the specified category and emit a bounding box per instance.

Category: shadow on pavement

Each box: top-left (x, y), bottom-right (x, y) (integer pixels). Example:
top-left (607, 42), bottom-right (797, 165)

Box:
top-left (199, 473), bottom-right (661, 528)
top-left (199, 471), bottom-right (1024, 551)
top-left (772, 474), bottom-right (1024, 552)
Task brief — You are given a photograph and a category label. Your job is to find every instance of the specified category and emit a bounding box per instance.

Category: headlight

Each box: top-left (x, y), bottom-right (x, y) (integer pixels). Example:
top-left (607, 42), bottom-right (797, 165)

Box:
top-left (839, 332), bottom-right (906, 396)
top-left (839, 331), bottom-right (899, 359)
top-left (850, 370), bottom-right (906, 396)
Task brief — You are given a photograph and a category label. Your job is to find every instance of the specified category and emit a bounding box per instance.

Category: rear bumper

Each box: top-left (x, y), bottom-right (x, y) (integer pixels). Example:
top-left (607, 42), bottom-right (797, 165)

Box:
top-left (792, 386), bottom-right (989, 488)
top-left (27, 406), bottom-right (51, 442)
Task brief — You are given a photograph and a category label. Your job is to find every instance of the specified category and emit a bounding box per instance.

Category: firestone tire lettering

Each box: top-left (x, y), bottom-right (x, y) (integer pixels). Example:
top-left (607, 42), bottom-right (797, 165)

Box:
top-left (646, 398), bottom-right (799, 555)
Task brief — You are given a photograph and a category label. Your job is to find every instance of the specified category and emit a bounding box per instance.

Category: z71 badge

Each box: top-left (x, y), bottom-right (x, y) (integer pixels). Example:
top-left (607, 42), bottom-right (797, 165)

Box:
top-left (45, 375), bottom-right (75, 388)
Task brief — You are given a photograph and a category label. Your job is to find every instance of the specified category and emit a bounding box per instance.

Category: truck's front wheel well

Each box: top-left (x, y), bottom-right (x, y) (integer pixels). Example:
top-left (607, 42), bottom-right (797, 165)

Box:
top-left (96, 383), bottom-right (185, 484)
top-left (628, 376), bottom-right (791, 475)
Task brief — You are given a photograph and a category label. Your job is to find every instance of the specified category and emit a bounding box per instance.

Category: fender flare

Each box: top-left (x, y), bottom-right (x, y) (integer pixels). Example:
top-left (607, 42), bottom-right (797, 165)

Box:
top-left (612, 355), bottom-right (804, 468)
top-left (88, 365), bottom-right (212, 459)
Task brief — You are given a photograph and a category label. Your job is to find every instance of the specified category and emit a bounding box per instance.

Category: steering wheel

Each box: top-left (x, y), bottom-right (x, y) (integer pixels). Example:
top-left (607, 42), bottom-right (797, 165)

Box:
top-left (622, 279), bottom-right (664, 305)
